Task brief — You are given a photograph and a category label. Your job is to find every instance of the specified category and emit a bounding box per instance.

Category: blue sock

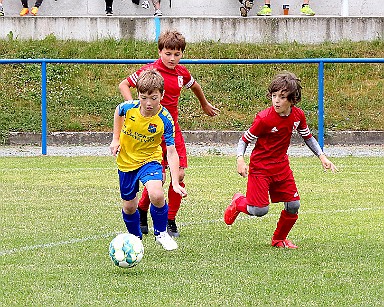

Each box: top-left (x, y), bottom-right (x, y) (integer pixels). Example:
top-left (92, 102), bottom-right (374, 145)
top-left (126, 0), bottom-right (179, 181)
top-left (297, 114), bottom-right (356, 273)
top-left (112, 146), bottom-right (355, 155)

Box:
top-left (150, 203), bottom-right (168, 236)
top-left (121, 209), bottom-right (142, 239)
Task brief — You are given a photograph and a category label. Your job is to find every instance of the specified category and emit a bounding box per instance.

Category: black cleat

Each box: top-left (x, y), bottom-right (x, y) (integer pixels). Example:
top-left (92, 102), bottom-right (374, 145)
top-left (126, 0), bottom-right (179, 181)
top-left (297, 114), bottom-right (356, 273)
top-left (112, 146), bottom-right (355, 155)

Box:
top-left (167, 219), bottom-right (180, 237)
top-left (138, 207), bottom-right (148, 234)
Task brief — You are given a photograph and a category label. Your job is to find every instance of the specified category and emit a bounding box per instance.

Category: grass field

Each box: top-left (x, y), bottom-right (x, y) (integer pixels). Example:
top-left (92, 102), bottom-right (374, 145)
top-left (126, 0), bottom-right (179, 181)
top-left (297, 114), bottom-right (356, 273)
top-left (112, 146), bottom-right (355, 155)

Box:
top-left (1, 155), bottom-right (383, 306)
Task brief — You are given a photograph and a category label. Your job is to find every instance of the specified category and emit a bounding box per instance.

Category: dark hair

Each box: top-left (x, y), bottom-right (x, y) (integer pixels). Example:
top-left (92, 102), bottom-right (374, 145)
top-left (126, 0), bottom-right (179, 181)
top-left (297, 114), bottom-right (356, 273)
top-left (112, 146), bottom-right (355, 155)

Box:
top-left (268, 72), bottom-right (302, 105)
top-left (158, 30), bottom-right (186, 52)
top-left (136, 69), bottom-right (164, 95)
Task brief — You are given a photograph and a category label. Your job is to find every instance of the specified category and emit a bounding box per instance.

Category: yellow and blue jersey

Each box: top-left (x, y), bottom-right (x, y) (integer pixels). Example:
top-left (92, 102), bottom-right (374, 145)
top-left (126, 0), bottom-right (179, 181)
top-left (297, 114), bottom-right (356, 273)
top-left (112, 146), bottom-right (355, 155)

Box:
top-left (116, 100), bottom-right (175, 172)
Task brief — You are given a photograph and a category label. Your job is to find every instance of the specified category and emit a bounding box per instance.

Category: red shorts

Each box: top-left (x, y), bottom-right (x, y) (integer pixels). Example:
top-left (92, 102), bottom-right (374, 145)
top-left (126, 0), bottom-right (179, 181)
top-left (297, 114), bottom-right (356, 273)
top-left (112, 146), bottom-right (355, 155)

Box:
top-left (161, 124), bottom-right (187, 171)
top-left (246, 170), bottom-right (300, 207)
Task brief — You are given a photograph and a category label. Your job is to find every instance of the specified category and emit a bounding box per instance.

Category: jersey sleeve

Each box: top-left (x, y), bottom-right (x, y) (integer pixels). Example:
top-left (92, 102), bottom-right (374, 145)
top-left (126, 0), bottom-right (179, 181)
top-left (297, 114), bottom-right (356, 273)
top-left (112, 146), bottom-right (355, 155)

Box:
top-left (296, 109), bottom-right (313, 140)
top-left (242, 115), bottom-right (263, 144)
top-left (118, 100), bottom-right (139, 116)
top-left (159, 107), bottom-right (175, 146)
top-left (126, 64), bottom-right (153, 87)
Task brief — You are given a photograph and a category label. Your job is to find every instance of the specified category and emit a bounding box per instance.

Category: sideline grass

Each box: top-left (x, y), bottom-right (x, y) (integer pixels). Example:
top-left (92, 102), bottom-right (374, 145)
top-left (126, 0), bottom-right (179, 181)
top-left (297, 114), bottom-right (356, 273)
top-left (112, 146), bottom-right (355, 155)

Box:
top-left (0, 156), bottom-right (383, 306)
top-left (1, 38), bottom-right (384, 144)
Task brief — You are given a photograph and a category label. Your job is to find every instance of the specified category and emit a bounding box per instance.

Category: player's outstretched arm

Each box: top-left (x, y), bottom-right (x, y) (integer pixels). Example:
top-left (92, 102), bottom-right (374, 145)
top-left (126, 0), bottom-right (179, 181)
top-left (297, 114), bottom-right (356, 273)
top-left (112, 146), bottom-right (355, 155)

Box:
top-left (110, 107), bottom-right (124, 156)
top-left (166, 145), bottom-right (187, 197)
top-left (119, 79), bottom-right (134, 101)
top-left (190, 82), bottom-right (220, 117)
top-left (236, 137), bottom-right (249, 177)
top-left (303, 136), bottom-right (337, 173)
top-left (319, 154), bottom-right (338, 173)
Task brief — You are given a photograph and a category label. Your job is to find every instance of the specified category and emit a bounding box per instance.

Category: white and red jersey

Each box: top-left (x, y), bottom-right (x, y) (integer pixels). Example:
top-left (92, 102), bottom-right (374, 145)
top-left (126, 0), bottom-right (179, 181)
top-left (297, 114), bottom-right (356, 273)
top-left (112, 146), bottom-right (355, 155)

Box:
top-left (126, 58), bottom-right (195, 124)
top-left (242, 105), bottom-right (312, 175)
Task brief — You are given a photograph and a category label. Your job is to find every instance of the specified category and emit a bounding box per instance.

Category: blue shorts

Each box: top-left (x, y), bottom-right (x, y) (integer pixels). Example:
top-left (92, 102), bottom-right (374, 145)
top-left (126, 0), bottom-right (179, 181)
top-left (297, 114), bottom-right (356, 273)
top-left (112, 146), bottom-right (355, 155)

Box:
top-left (118, 161), bottom-right (163, 201)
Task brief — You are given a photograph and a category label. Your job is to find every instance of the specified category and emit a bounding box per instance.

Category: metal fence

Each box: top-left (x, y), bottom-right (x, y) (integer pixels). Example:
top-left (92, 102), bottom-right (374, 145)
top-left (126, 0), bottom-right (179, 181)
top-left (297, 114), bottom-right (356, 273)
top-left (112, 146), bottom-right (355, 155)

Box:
top-left (1, 57), bottom-right (383, 154)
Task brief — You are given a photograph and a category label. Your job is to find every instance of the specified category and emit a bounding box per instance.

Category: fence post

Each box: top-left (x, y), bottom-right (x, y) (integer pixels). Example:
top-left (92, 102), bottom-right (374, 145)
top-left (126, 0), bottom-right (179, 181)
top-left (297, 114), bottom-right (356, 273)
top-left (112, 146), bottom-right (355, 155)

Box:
top-left (41, 60), bottom-right (47, 155)
top-left (317, 60), bottom-right (325, 150)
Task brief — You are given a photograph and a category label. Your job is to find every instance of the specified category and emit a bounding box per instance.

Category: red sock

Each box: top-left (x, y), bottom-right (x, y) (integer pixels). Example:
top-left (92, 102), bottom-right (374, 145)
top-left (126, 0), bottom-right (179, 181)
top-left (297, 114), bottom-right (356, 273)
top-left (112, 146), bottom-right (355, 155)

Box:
top-left (234, 195), bottom-right (249, 214)
top-left (138, 186), bottom-right (150, 212)
top-left (167, 181), bottom-right (185, 220)
top-left (272, 210), bottom-right (298, 240)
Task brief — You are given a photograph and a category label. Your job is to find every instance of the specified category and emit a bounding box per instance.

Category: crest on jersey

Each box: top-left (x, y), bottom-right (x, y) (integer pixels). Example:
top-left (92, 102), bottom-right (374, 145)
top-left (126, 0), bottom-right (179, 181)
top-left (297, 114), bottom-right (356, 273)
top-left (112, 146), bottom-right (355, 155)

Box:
top-left (178, 76), bottom-right (183, 87)
top-left (148, 123), bottom-right (157, 133)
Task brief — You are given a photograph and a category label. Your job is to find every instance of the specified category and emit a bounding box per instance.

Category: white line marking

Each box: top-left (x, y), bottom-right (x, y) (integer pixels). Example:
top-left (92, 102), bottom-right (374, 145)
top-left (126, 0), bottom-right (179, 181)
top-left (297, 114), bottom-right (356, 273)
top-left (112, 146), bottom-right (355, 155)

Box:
top-left (0, 232), bottom-right (118, 256)
top-left (1, 207), bottom-right (382, 256)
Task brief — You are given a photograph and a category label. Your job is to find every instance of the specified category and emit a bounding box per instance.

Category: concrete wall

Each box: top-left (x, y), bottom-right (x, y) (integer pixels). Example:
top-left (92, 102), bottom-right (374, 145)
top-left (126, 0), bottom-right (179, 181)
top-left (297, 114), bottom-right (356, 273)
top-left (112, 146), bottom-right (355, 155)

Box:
top-left (1, 0), bottom-right (383, 43)
top-left (1, 16), bottom-right (383, 43)
top-left (8, 131), bottom-right (384, 146)
top-left (1, 0), bottom-right (384, 17)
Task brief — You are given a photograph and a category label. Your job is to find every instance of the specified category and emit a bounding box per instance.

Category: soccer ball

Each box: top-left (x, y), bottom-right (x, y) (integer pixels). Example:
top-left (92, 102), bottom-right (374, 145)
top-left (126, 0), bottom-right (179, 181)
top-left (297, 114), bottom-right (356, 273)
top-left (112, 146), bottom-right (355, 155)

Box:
top-left (109, 233), bottom-right (144, 268)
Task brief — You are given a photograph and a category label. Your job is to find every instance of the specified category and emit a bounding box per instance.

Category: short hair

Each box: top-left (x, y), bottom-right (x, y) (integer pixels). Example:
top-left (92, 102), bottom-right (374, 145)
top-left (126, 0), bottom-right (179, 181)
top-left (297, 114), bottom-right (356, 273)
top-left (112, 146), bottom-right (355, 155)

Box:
top-left (158, 30), bottom-right (186, 52)
top-left (136, 69), bottom-right (164, 95)
top-left (267, 71), bottom-right (302, 105)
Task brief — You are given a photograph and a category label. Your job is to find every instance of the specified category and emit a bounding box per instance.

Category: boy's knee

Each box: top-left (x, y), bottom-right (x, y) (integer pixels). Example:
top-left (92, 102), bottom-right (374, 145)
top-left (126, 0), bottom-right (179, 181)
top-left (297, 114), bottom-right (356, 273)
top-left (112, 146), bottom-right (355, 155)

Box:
top-left (122, 200), bottom-right (137, 214)
top-left (247, 205), bottom-right (269, 217)
top-left (284, 200), bottom-right (300, 214)
top-left (148, 190), bottom-right (165, 206)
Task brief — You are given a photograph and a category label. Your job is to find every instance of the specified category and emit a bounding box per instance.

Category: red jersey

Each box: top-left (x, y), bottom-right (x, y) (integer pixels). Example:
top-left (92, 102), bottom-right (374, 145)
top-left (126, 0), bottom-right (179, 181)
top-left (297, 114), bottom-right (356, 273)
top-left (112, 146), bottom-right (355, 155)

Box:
top-left (126, 58), bottom-right (195, 123)
top-left (242, 106), bottom-right (312, 175)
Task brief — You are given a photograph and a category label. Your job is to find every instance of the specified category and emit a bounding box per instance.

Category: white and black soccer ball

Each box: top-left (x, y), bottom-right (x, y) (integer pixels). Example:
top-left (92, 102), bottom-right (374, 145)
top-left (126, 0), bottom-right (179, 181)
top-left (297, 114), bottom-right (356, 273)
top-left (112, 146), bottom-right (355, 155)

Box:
top-left (109, 233), bottom-right (144, 268)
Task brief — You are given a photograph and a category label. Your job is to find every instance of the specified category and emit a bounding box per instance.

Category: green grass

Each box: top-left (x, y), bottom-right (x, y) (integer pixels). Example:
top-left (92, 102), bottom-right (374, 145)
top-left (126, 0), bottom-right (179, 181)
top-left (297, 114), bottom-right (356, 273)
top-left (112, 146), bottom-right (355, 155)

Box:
top-left (1, 155), bottom-right (383, 306)
top-left (0, 37), bottom-right (384, 144)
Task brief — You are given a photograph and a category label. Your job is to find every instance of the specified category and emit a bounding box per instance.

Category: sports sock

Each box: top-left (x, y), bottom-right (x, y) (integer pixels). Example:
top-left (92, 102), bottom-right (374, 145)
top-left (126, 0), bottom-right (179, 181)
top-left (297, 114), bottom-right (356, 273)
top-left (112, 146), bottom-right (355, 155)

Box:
top-left (272, 209), bottom-right (298, 241)
top-left (121, 209), bottom-right (142, 239)
top-left (138, 186), bottom-right (150, 212)
top-left (150, 202), bottom-right (168, 235)
top-left (167, 181), bottom-right (185, 220)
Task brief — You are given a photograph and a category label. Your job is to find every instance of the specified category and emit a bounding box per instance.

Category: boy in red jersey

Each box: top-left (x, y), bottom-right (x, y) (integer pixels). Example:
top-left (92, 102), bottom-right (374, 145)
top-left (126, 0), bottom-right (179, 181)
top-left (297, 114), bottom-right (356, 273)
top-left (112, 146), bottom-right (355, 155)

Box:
top-left (119, 30), bottom-right (219, 237)
top-left (224, 71), bottom-right (337, 248)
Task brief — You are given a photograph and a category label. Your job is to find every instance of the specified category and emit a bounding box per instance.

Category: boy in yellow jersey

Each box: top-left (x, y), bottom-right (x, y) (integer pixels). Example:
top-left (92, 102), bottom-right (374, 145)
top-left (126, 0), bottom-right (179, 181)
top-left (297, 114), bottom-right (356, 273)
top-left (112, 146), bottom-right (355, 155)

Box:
top-left (110, 69), bottom-right (187, 251)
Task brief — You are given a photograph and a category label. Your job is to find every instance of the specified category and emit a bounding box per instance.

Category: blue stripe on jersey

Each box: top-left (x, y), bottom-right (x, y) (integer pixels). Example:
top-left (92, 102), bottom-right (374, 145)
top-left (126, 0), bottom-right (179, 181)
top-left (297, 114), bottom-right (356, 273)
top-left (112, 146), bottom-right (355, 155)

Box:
top-left (158, 108), bottom-right (175, 147)
top-left (118, 100), bottom-right (140, 116)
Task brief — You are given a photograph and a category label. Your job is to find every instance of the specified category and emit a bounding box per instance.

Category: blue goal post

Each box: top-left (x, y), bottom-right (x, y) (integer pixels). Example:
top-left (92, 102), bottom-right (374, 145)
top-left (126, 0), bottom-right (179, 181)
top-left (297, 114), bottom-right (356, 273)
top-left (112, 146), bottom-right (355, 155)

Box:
top-left (1, 57), bottom-right (383, 155)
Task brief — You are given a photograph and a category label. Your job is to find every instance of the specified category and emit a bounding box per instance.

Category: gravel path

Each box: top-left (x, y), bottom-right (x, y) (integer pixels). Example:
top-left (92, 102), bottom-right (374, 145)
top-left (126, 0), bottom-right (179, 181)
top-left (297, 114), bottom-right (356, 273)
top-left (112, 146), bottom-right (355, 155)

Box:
top-left (0, 144), bottom-right (383, 157)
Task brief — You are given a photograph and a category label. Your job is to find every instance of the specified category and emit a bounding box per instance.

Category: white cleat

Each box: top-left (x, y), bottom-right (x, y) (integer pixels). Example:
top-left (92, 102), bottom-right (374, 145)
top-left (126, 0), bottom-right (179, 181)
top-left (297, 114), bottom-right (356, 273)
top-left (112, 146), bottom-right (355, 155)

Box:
top-left (155, 231), bottom-right (178, 251)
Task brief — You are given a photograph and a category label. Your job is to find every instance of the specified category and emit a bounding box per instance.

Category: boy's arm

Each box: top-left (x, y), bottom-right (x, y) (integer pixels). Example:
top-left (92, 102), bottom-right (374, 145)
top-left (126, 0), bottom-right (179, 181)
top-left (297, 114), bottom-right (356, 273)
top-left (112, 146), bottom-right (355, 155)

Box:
top-left (109, 106), bottom-right (124, 156)
top-left (304, 136), bottom-right (338, 172)
top-left (236, 138), bottom-right (249, 178)
top-left (319, 154), bottom-right (338, 172)
top-left (119, 79), bottom-right (134, 101)
top-left (190, 81), bottom-right (220, 117)
top-left (166, 145), bottom-right (187, 197)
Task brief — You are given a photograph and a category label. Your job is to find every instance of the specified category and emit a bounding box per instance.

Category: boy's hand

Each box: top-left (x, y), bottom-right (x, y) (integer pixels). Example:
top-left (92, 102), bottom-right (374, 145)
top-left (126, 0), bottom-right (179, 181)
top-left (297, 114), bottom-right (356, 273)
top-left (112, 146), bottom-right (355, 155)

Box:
top-left (236, 156), bottom-right (248, 178)
top-left (319, 154), bottom-right (338, 173)
top-left (109, 139), bottom-right (120, 156)
top-left (202, 102), bottom-right (220, 117)
top-left (172, 182), bottom-right (187, 198)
